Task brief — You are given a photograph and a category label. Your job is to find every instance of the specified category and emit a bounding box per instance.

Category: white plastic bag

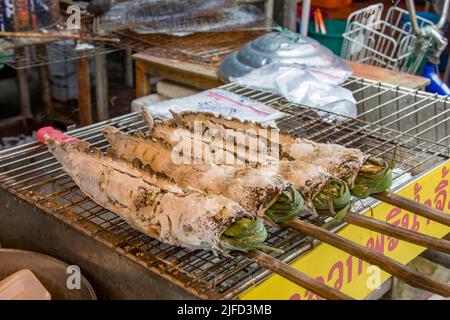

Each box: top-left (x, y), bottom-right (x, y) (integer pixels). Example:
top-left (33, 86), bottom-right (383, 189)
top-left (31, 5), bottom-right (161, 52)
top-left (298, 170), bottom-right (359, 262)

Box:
top-left (133, 88), bottom-right (286, 125)
top-left (231, 63), bottom-right (357, 122)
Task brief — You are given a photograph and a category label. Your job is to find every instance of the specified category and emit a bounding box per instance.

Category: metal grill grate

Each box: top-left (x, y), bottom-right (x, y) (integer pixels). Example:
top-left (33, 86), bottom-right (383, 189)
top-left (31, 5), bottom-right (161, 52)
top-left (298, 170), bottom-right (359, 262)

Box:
top-left (0, 29), bottom-right (265, 69)
top-left (0, 79), bottom-right (448, 299)
top-left (116, 30), bottom-right (266, 65)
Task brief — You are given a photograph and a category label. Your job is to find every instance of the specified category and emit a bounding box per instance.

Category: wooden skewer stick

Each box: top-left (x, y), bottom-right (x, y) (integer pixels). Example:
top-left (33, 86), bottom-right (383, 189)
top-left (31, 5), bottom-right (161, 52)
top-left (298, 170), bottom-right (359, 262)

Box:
top-left (283, 218), bottom-right (450, 297)
top-left (372, 192), bottom-right (450, 227)
top-left (0, 31), bottom-right (120, 43)
top-left (245, 250), bottom-right (353, 300)
top-left (320, 211), bottom-right (450, 254)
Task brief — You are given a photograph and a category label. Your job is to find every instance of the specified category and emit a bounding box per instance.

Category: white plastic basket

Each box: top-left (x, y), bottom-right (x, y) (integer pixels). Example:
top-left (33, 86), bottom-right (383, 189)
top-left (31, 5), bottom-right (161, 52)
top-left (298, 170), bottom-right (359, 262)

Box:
top-left (341, 4), bottom-right (435, 74)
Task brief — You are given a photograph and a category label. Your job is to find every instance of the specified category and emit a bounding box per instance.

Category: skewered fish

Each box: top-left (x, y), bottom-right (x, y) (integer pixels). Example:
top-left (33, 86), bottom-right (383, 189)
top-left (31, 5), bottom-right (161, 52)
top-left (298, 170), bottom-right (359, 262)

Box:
top-left (103, 126), bottom-right (303, 223)
top-left (139, 112), bottom-right (351, 214)
top-left (153, 111), bottom-right (366, 183)
top-left (46, 137), bottom-right (273, 253)
top-left (147, 111), bottom-right (391, 198)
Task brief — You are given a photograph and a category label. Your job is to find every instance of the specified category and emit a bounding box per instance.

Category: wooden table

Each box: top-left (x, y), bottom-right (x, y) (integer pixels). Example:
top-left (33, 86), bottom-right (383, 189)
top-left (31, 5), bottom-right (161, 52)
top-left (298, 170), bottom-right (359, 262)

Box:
top-left (133, 52), bottom-right (430, 98)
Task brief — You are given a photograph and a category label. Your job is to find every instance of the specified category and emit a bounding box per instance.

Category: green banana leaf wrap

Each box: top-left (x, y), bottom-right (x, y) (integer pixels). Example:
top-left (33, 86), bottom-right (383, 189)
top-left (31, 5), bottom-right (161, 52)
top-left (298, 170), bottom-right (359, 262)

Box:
top-left (220, 217), bottom-right (283, 253)
top-left (351, 157), bottom-right (393, 199)
top-left (265, 185), bottom-right (304, 223)
top-left (313, 178), bottom-right (351, 211)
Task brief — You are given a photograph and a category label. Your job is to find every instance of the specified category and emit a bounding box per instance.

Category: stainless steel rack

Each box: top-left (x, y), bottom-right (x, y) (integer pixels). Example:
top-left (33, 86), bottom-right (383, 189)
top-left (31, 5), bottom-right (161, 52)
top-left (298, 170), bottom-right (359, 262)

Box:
top-left (0, 78), bottom-right (448, 299)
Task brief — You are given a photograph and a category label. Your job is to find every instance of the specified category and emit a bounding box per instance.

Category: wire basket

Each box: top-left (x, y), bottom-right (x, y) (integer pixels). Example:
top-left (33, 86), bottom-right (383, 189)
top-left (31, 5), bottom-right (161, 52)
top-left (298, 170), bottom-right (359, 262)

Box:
top-left (96, 0), bottom-right (238, 33)
top-left (131, 5), bottom-right (273, 35)
top-left (341, 5), bottom-right (435, 74)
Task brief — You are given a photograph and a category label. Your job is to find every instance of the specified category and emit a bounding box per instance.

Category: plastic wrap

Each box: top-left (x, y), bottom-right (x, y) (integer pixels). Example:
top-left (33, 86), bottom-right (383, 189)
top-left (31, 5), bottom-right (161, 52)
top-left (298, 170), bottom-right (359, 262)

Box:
top-left (132, 88), bottom-right (285, 125)
top-left (231, 63), bottom-right (357, 121)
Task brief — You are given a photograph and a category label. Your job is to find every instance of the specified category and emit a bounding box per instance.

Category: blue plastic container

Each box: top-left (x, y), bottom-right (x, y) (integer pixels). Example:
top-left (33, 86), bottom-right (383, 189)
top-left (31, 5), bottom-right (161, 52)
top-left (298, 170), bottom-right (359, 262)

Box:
top-left (421, 63), bottom-right (450, 96)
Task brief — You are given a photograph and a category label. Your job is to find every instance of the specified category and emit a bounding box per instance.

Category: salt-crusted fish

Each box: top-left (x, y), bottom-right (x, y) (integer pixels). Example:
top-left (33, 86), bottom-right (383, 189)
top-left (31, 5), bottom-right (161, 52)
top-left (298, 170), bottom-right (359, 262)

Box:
top-left (103, 126), bottom-right (303, 223)
top-left (157, 111), bottom-right (392, 199)
top-left (140, 114), bottom-right (350, 213)
top-left (143, 112), bottom-right (356, 215)
top-left (150, 111), bottom-right (367, 187)
top-left (46, 138), bottom-right (272, 253)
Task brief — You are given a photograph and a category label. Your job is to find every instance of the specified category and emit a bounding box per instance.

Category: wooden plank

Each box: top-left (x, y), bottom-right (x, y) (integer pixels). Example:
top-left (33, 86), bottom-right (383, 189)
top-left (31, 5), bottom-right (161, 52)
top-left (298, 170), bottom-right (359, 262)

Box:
top-left (133, 54), bottom-right (222, 90)
top-left (133, 53), bottom-right (429, 91)
top-left (346, 60), bottom-right (430, 89)
top-left (77, 57), bottom-right (92, 125)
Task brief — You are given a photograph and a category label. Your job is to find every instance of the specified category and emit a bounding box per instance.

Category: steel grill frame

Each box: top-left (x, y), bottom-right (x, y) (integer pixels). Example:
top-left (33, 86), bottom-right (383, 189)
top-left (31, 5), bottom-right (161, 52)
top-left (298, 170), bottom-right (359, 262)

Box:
top-left (0, 30), bottom-right (265, 70)
top-left (0, 78), bottom-right (449, 299)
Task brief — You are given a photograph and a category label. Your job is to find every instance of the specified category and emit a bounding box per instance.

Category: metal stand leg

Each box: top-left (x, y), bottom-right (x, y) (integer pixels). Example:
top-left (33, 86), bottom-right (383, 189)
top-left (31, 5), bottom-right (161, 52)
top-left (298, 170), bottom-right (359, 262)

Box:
top-left (17, 68), bottom-right (31, 119)
top-left (300, 0), bottom-right (311, 36)
top-left (264, 0), bottom-right (274, 20)
top-left (125, 49), bottom-right (134, 87)
top-left (95, 53), bottom-right (109, 121)
top-left (77, 57), bottom-right (92, 125)
top-left (39, 65), bottom-right (53, 113)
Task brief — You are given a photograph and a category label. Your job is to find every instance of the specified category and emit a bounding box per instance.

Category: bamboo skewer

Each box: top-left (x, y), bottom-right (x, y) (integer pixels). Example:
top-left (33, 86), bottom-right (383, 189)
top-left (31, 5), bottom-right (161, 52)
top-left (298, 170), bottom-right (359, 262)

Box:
top-left (283, 218), bottom-right (450, 297)
top-left (372, 192), bottom-right (450, 227)
top-left (319, 211), bottom-right (450, 254)
top-left (0, 31), bottom-right (120, 43)
top-left (245, 250), bottom-right (353, 300)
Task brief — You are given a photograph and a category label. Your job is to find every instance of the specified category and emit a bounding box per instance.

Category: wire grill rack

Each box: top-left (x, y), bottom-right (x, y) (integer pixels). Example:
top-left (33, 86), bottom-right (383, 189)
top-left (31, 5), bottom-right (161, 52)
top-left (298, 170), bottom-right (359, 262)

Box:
top-left (0, 27), bottom-right (265, 70)
top-left (96, 0), bottom-right (237, 33)
top-left (116, 29), bottom-right (266, 66)
top-left (0, 78), bottom-right (448, 299)
top-left (125, 5), bottom-right (274, 35)
top-left (0, 38), bottom-right (120, 70)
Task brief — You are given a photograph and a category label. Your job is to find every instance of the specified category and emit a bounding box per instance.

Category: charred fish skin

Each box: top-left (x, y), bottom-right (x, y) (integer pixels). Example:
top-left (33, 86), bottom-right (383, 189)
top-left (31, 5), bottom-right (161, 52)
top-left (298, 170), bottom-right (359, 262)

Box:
top-left (151, 111), bottom-right (366, 186)
top-left (47, 138), bottom-right (249, 252)
top-left (140, 115), bottom-right (331, 203)
top-left (103, 126), bottom-right (289, 218)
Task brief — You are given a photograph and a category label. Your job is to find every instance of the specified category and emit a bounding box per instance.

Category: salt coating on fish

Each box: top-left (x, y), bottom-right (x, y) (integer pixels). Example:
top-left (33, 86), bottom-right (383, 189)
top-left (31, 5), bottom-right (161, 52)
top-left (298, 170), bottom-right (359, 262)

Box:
top-left (103, 126), bottom-right (288, 217)
top-left (47, 138), bottom-right (248, 252)
top-left (151, 111), bottom-right (366, 186)
top-left (140, 114), bottom-right (331, 202)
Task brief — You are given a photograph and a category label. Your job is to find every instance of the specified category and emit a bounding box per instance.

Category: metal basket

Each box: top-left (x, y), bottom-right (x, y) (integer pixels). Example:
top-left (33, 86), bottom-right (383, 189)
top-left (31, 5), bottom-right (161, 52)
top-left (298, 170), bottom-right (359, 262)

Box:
top-left (95, 0), bottom-right (238, 33)
top-left (341, 5), bottom-right (434, 74)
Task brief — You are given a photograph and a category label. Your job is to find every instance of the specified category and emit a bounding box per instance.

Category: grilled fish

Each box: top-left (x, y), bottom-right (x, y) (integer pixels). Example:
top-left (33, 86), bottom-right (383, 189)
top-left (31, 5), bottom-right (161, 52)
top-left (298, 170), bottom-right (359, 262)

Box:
top-left (47, 138), bottom-right (251, 252)
top-left (139, 114), bottom-right (333, 202)
top-left (103, 126), bottom-right (290, 218)
top-left (149, 111), bottom-right (367, 186)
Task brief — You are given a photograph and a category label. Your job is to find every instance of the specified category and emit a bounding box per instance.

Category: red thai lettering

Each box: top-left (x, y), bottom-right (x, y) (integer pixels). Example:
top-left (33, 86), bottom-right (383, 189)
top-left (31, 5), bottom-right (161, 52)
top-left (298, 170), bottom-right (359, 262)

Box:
top-left (433, 180), bottom-right (448, 211)
top-left (346, 255), bottom-right (353, 284)
top-left (387, 236), bottom-right (399, 251)
top-left (327, 261), bottom-right (344, 290)
top-left (289, 293), bottom-right (301, 300)
top-left (386, 207), bottom-right (402, 226)
top-left (414, 183), bottom-right (423, 202)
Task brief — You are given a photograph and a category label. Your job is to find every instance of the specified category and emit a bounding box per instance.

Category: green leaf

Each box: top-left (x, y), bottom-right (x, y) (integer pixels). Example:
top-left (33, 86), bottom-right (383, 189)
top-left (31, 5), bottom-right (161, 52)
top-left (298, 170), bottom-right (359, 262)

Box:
top-left (265, 185), bottom-right (304, 223)
top-left (313, 178), bottom-right (351, 210)
top-left (221, 217), bottom-right (283, 254)
top-left (351, 157), bottom-right (393, 199)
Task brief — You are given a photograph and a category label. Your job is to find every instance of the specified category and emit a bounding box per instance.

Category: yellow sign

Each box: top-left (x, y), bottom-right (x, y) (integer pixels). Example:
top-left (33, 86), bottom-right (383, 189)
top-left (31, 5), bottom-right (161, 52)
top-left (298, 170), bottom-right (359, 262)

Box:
top-left (240, 160), bottom-right (450, 300)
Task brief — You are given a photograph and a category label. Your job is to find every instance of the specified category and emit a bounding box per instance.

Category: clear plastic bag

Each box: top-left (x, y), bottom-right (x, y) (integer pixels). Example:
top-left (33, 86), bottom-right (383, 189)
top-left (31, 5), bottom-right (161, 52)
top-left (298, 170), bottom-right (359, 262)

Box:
top-left (231, 63), bottom-right (357, 122)
top-left (134, 88), bottom-right (286, 125)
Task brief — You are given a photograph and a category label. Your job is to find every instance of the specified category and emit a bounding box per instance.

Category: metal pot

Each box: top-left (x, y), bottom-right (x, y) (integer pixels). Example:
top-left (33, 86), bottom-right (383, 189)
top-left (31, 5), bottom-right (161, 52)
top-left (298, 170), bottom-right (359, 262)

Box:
top-left (218, 31), bottom-right (345, 82)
